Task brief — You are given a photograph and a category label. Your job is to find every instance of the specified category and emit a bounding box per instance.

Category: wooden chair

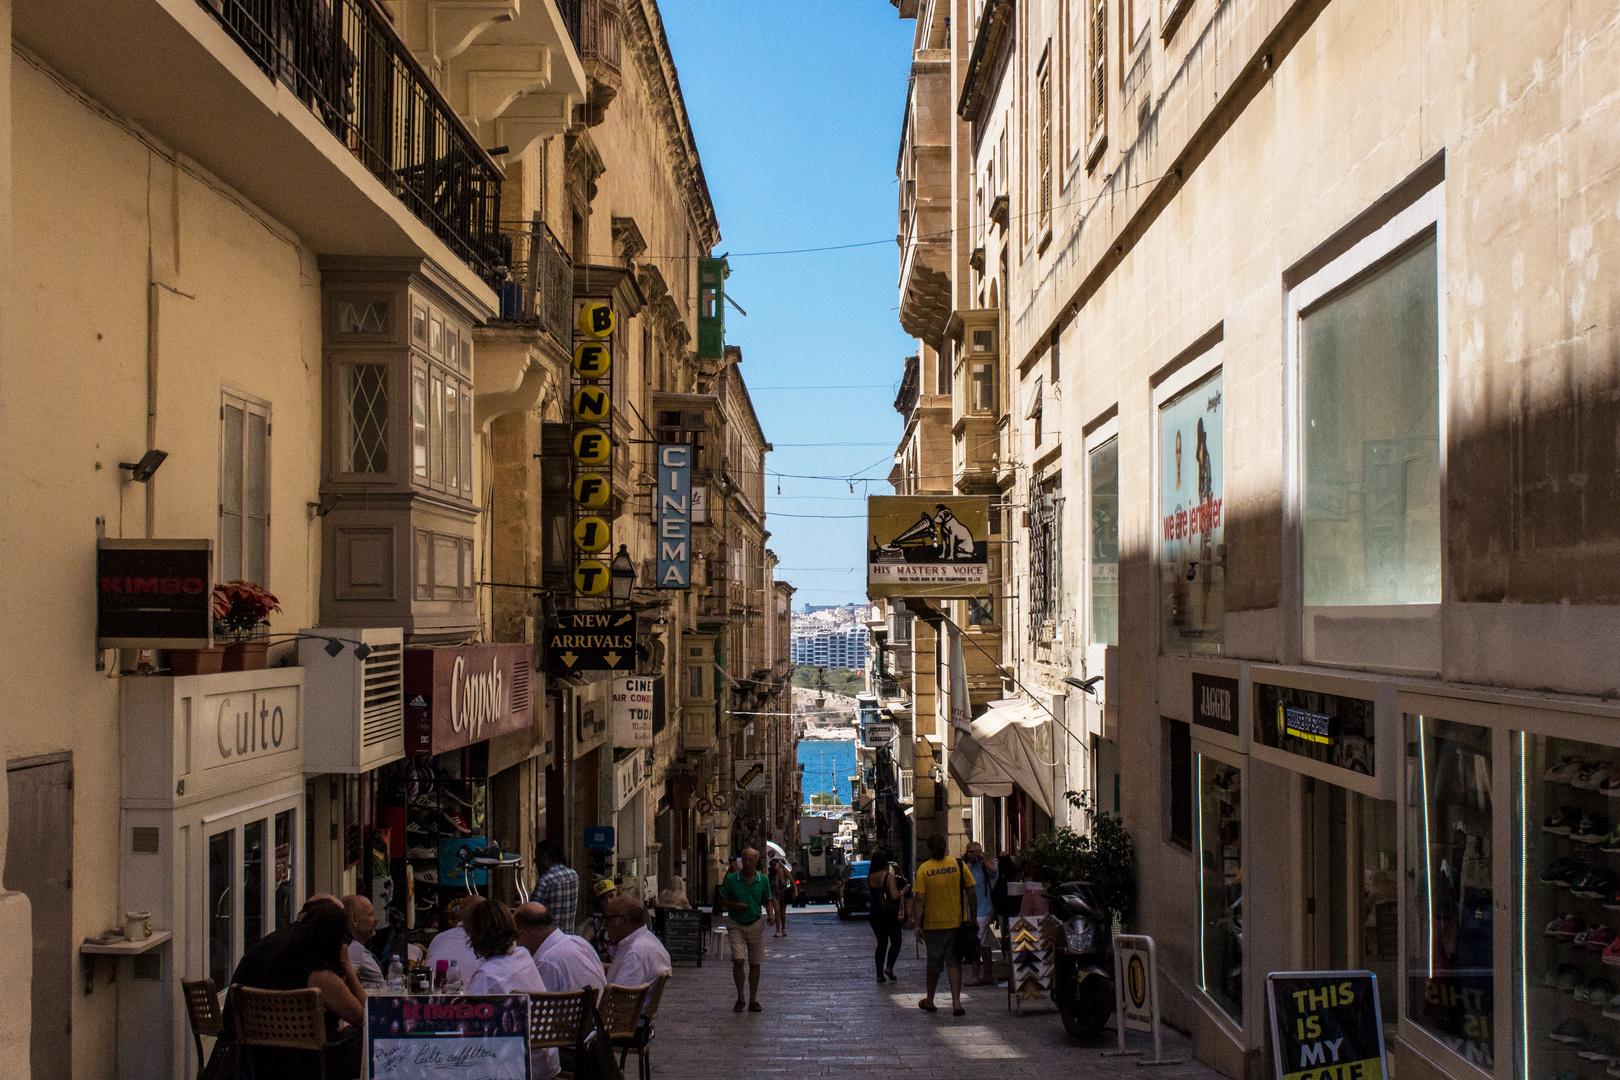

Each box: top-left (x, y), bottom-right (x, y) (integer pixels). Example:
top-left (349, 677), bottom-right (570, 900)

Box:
top-left (529, 989), bottom-right (595, 1079)
top-left (606, 973), bottom-right (670, 1080)
top-left (179, 978), bottom-right (223, 1076)
top-left (232, 985), bottom-right (330, 1080)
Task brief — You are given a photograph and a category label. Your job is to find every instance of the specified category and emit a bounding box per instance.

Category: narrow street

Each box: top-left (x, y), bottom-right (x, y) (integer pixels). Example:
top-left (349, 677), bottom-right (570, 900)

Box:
top-left (655, 911), bottom-right (1220, 1080)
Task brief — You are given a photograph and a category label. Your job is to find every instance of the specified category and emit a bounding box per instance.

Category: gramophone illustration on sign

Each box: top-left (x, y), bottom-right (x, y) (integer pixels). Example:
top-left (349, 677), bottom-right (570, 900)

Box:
top-left (866, 496), bottom-right (990, 597)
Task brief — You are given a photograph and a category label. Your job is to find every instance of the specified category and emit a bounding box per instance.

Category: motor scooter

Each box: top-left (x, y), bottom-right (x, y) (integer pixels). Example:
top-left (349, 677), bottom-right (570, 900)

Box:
top-left (1048, 880), bottom-right (1116, 1038)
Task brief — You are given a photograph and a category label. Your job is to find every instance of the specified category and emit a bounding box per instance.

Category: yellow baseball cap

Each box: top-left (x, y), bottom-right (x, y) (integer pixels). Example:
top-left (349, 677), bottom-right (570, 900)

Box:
top-left (592, 878), bottom-right (618, 898)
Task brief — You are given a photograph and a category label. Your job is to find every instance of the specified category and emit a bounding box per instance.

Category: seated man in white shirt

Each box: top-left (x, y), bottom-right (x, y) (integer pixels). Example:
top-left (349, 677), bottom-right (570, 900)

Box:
top-left (516, 902), bottom-right (606, 996)
top-left (424, 896), bottom-right (484, 986)
top-left (603, 897), bottom-right (671, 991)
top-left (463, 901), bottom-right (558, 1080)
top-left (342, 894), bottom-right (386, 988)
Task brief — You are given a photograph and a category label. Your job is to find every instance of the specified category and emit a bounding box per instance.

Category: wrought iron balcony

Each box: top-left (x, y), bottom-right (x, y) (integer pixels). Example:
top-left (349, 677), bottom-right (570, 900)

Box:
top-left (200, 0), bottom-right (502, 285)
top-left (558, 0), bottom-right (623, 123)
top-left (495, 223), bottom-right (573, 351)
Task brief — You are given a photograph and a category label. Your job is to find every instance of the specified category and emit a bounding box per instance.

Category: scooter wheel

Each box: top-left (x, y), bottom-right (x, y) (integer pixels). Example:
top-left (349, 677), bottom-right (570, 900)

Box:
top-left (1059, 975), bottom-right (1115, 1039)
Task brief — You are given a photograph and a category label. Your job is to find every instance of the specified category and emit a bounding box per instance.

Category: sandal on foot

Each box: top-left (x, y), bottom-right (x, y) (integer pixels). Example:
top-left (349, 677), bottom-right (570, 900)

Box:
top-left (734, 1000), bottom-right (745, 1012)
top-left (918, 1000), bottom-right (938, 1012)
top-left (953, 1007), bottom-right (967, 1016)
top-left (749, 1002), bottom-right (763, 1012)
top-left (884, 969), bottom-right (897, 981)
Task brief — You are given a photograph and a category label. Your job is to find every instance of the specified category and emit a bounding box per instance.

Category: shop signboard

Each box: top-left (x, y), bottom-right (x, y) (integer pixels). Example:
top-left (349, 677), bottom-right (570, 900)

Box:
top-left (866, 495), bottom-right (990, 598)
top-left (1192, 672), bottom-right (1240, 737)
top-left (547, 609), bottom-right (637, 672)
top-left (610, 676), bottom-right (656, 748)
top-left (613, 752), bottom-right (648, 810)
top-left (584, 825), bottom-right (615, 850)
top-left (656, 444), bottom-right (692, 588)
top-left (367, 995), bottom-right (530, 1080)
top-left (96, 538), bottom-right (213, 647)
top-left (199, 683), bottom-right (301, 772)
top-left (1253, 683), bottom-right (1376, 777)
top-left (403, 644), bottom-right (533, 756)
top-left (1106, 934), bottom-right (1180, 1064)
top-left (734, 758), bottom-right (767, 792)
top-left (1265, 971), bottom-right (1387, 1080)
top-left (439, 837), bottom-right (489, 887)
top-left (1159, 369), bottom-right (1224, 654)
top-left (656, 906), bottom-right (704, 967)
top-left (864, 722), bottom-right (897, 746)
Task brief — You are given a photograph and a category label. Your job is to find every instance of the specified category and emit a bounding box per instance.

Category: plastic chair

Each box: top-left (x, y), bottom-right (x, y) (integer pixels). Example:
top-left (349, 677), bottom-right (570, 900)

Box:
top-left (232, 985), bottom-right (331, 1080)
top-left (180, 978), bottom-right (223, 1076)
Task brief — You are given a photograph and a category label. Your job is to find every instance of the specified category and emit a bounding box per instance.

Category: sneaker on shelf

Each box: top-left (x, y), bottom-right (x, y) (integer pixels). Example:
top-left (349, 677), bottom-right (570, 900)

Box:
top-left (1554, 914), bottom-right (1583, 941)
top-left (1549, 756), bottom-right (1585, 783)
top-left (1607, 1064), bottom-right (1620, 1080)
top-left (1574, 871), bottom-right (1604, 897)
top-left (1599, 827), bottom-right (1620, 854)
top-left (405, 844), bottom-right (437, 860)
top-left (1604, 936), bottom-right (1620, 967)
top-left (1591, 928), bottom-right (1619, 955)
top-left (1578, 925), bottom-right (1603, 949)
top-left (1578, 814), bottom-right (1615, 844)
top-left (1561, 965), bottom-right (1587, 992)
top-left (1579, 764), bottom-right (1618, 791)
top-left (1545, 857), bottom-right (1585, 886)
top-left (1552, 1018), bottom-right (1590, 1042)
top-left (1587, 977), bottom-right (1618, 1003)
top-left (414, 868), bottom-right (439, 886)
top-left (405, 820), bottom-right (431, 837)
top-left (1547, 807), bottom-right (1580, 835)
top-left (437, 810), bottom-right (472, 835)
top-left (1549, 962), bottom-right (1583, 987)
top-left (1579, 1034), bottom-right (1618, 1061)
top-left (1603, 775), bottom-right (1620, 799)
top-left (1578, 872), bottom-right (1617, 900)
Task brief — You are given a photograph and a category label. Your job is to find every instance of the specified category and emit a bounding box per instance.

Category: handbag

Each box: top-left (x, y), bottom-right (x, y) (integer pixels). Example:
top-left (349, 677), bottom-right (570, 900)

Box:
top-left (954, 859), bottom-right (981, 963)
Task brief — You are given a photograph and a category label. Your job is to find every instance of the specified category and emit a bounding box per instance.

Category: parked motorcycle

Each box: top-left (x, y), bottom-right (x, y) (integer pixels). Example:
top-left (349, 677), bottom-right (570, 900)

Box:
top-left (1048, 880), bottom-right (1116, 1038)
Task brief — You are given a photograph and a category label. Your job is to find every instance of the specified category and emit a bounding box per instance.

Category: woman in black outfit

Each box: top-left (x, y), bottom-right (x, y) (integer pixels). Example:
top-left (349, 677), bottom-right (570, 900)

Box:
top-left (257, 906), bottom-right (366, 1079)
top-left (867, 848), bottom-right (906, 982)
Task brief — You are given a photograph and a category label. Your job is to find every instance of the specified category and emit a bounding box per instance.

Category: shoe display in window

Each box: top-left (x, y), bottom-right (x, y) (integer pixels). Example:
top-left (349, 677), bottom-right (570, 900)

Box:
top-left (1578, 763), bottom-right (1617, 791)
top-left (1589, 928), bottom-right (1618, 955)
top-left (1558, 965), bottom-right (1585, 992)
top-left (1584, 977), bottom-right (1617, 1004)
top-left (1546, 806), bottom-right (1580, 835)
top-left (1579, 1034), bottom-right (1618, 1061)
top-left (1548, 962), bottom-right (1583, 987)
top-left (1549, 914), bottom-right (1582, 941)
top-left (405, 844), bottom-right (436, 860)
top-left (1603, 936), bottom-right (1620, 967)
top-left (1551, 1018), bottom-right (1590, 1042)
top-left (413, 868), bottom-right (439, 886)
top-left (1602, 775), bottom-right (1620, 799)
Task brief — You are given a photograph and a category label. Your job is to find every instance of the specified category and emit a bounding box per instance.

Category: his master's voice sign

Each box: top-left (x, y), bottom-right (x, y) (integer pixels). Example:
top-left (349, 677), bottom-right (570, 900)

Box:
top-left (1266, 972), bottom-right (1387, 1080)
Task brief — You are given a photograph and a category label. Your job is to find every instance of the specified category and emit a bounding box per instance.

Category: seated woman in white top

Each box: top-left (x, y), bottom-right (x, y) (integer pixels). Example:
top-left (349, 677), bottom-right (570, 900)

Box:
top-left (463, 901), bottom-right (560, 1080)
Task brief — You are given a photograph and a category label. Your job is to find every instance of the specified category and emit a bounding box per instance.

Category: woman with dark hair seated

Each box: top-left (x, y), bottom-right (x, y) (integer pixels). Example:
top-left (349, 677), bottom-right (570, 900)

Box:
top-left (464, 902), bottom-right (558, 1079)
top-left (256, 906), bottom-right (365, 1078)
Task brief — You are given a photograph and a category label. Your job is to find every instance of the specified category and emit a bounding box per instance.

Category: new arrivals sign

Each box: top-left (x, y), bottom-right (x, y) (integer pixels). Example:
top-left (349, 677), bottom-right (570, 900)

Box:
top-left (97, 539), bottom-right (213, 648)
top-left (866, 496), bottom-right (990, 598)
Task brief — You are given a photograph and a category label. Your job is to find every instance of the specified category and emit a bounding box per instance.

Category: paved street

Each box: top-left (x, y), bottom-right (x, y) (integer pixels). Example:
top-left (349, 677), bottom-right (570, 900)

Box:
top-left (654, 910), bottom-right (1222, 1080)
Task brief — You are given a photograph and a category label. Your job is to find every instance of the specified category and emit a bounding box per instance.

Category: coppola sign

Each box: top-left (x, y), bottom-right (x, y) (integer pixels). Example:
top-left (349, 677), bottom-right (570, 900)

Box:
top-left (96, 538), bottom-right (213, 648)
top-left (404, 644), bottom-right (533, 755)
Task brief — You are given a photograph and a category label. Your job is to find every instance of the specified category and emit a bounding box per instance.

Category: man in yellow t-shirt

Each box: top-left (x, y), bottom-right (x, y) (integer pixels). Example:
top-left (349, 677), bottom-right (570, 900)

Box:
top-left (912, 832), bottom-right (970, 1015)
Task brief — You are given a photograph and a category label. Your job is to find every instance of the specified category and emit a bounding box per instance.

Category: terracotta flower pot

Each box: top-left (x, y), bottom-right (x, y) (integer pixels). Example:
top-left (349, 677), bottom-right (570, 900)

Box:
top-left (170, 647), bottom-right (226, 676)
top-left (222, 641), bottom-right (270, 671)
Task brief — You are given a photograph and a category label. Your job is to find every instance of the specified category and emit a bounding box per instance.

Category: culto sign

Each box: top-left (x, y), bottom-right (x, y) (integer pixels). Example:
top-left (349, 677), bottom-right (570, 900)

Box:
top-left (404, 644), bottom-right (532, 755)
top-left (201, 686), bottom-right (300, 770)
top-left (96, 538), bottom-right (213, 647)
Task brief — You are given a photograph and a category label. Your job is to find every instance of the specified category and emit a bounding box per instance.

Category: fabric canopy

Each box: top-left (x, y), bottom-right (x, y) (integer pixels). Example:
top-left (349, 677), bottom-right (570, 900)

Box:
top-left (947, 698), bottom-right (1055, 816)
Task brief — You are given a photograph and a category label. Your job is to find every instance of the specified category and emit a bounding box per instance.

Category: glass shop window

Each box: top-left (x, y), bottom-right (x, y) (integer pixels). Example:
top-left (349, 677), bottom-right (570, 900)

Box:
top-left (1089, 436), bottom-right (1119, 646)
top-left (1405, 715), bottom-right (1493, 1070)
top-left (1197, 755), bottom-right (1243, 1024)
top-left (1514, 730), bottom-right (1620, 1080)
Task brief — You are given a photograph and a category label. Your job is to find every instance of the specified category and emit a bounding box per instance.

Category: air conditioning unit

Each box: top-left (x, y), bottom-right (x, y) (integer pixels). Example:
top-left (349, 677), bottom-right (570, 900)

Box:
top-left (299, 627), bottom-right (405, 773)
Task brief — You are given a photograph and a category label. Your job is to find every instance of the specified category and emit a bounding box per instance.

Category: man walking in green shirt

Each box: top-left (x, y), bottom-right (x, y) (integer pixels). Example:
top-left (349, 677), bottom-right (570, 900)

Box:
top-left (720, 847), bottom-right (775, 1012)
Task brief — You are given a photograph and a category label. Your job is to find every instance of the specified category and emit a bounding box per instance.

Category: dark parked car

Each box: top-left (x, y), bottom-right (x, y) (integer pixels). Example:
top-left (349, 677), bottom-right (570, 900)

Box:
top-left (836, 860), bottom-right (871, 919)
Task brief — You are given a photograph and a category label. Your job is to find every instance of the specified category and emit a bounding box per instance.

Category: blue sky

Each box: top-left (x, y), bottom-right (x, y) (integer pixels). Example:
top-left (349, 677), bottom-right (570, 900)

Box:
top-left (659, 4), bottom-right (917, 609)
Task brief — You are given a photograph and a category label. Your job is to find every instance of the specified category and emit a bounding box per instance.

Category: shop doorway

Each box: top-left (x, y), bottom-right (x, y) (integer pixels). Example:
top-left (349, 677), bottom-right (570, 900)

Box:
top-left (1301, 778), bottom-right (1399, 1025)
top-left (6, 754), bottom-right (73, 1080)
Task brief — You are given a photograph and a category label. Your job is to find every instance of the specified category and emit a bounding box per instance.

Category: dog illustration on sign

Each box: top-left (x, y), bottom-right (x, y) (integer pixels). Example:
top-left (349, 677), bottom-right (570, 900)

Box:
top-left (873, 504), bottom-right (977, 562)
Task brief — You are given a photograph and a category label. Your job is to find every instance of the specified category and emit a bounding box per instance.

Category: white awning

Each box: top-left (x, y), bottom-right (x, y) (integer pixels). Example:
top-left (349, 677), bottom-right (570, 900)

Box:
top-left (946, 697), bottom-right (1055, 816)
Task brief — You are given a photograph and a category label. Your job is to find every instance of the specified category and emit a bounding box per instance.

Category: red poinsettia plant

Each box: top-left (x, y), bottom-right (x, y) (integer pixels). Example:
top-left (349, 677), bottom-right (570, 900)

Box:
top-left (213, 580), bottom-right (282, 641)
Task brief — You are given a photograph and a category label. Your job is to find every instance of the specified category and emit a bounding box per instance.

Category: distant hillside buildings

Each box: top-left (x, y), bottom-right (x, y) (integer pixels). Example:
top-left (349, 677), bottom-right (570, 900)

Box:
top-left (791, 605), bottom-right (872, 671)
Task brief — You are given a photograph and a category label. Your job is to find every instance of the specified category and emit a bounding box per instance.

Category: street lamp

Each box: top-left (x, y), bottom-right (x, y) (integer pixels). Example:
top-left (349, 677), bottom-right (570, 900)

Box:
top-left (609, 545), bottom-right (636, 601)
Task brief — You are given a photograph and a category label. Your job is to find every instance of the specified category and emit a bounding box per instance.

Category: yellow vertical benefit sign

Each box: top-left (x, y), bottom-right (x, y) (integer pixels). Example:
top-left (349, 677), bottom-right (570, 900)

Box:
top-left (1266, 972), bottom-right (1388, 1080)
top-left (572, 300), bottom-right (615, 597)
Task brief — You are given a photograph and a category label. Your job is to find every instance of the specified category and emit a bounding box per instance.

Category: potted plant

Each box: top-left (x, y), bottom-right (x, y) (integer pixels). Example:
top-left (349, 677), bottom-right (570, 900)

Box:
top-left (1015, 792), bottom-right (1138, 928)
top-left (213, 580), bottom-right (281, 671)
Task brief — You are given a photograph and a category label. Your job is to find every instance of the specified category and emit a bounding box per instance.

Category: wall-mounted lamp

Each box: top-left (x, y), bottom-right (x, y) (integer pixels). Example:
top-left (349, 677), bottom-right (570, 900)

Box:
top-left (609, 545), bottom-right (637, 602)
top-left (308, 493), bottom-right (342, 517)
top-left (1064, 675), bottom-right (1103, 695)
top-left (119, 449), bottom-right (168, 483)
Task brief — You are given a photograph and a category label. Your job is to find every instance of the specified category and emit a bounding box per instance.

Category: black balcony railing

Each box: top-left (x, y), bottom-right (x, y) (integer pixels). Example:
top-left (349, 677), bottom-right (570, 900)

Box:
top-left (200, 0), bottom-right (503, 286)
top-left (496, 223), bottom-right (573, 351)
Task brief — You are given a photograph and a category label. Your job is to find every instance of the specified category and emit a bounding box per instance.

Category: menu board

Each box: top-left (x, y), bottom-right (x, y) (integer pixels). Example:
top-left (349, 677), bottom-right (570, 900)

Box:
top-left (367, 995), bottom-right (530, 1080)
top-left (1265, 972), bottom-right (1386, 1080)
top-left (657, 907), bottom-right (704, 967)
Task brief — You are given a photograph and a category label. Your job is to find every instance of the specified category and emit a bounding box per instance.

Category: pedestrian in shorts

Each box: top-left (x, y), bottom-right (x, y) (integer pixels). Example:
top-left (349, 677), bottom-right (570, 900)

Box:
top-left (912, 832), bottom-right (972, 1015)
top-left (720, 847), bottom-right (774, 1012)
